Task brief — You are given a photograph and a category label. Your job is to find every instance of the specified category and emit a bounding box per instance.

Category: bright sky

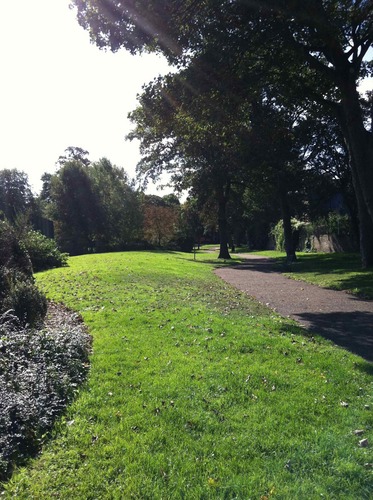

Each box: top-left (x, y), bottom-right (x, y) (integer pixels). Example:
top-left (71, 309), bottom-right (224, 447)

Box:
top-left (0, 1), bottom-right (372, 196)
top-left (0, 0), bottom-right (172, 194)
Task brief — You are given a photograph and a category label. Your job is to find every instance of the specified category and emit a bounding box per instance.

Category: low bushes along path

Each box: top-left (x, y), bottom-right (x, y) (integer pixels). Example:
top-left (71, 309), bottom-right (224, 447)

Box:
top-left (215, 254), bottom-right (373, 362)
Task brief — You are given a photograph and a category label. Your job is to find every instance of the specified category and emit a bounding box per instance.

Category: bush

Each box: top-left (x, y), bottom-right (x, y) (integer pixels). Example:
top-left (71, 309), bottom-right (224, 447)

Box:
top-left (270, 220), bottom-right (286, 251)
top-left (0, 221), bottom-right (32, 277)
top-left (2, 271), bottom-right (47, 327)
top-left (0, 222), bottom-right (48, 327)
top-left (22, 230), bottom-right (68, 272)
top-left (270, 219), bottom-right (306, 252)
top-left (270, 218), bottom-right (308, 252)
top-left (0, 307), bottom-right (91, 481)
top-left (170, 235), bottom-right (195, 252)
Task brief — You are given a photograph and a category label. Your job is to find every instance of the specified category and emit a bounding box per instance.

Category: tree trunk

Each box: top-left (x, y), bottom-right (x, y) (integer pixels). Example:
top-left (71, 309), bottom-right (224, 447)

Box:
top-left (351, 165), bottom-right (373, 268)
top-left (337, 86), bottom-right (373, 268)
top-left (357, 201), bottom-right (373, 269)
top-left (340, 79), bottom-right (373, 226)
top-left (338, 177), bottom-right (360, 251)
top-left (278, 179), bottom-right (297, 263)
top-left (217, 185), bottom-right (231, 260)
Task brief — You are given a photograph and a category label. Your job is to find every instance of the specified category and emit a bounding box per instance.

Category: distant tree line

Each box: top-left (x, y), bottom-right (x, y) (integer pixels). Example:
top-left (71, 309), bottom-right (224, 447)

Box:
top-left (0, 133), bottom-right (361, 264)
top-left (0, 150), bottom-right (205, 257)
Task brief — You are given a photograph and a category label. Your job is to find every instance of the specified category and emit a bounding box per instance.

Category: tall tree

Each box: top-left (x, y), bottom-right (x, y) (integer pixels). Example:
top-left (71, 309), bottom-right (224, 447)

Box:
top-left (72, 0), bottom-right (373, 265)
top-left (51, 160), bottom-right (103, 255)
top-left (128, 60), bottom-right (252, 259)
top-left (0, 169), bottom-right (34, 224)
top-left (255, 1), bottom-right (373, 266)
top-left (89, 158), bottom-right (143, 250)
top-left (57, 146), bottom-right (91, 167)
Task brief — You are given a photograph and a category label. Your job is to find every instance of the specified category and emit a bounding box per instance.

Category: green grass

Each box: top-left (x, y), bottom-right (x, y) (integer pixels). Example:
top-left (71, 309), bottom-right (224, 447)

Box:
top-left (2, 251), bottom-right (373, 499)
top-left (251, 251), bottom-right (373, 299)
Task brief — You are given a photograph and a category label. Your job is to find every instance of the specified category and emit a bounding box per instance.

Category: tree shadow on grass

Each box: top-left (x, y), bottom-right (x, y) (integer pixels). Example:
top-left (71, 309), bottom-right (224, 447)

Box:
top-left (293, 310), bottom-right (373, 362)
top-left (176, 253), bottom-right (247, 268)
top-left (270, 253), bottom-right (373, 298)
top-left (184, 253), bottom-right (373, 362)
top-left (278, 314), bottom-right (373, 364)
top-left (321, 274), bottom-right (373, 298)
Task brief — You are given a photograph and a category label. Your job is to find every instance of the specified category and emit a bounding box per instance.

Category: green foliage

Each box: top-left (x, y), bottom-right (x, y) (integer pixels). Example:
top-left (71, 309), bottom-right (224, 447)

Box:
top-left (51, 160), bottom-right (103, 255)
top-left (0, 169), bottom-right (34, 224)
top-left (1, 271), bottom-right (47, 327)
top-left (3, 252), bottom-right (372, 498)
top-left (271, 220), bottom-right (286, 251)
top-left (73, 0), bottom-right (373, 269)
top-left (0, 308), bottom-right (91, 481)
top-left (0, 221), bottom-right (47, 327)
top-left (89, 158), bottom-right (143, 251)
top-left (0, 221), bottom-right (32, 277)
top-left (57, 146), bottom-right (90, 167)
top-left (49, 157), bottom-right (143, 255)
top-left (22, 230), bottom-right (68, 272)
top-left (271, 219), bottom-right (306, 252)
top-left (308, 213), bottom-right (353, 237)
top-left (171, 199), bottom-right (204, 252)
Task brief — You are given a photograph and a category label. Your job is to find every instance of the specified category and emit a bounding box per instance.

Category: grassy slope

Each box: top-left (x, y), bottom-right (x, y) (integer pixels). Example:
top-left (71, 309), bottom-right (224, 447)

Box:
top-left (3, 251), bottom-right (373, 499)
top-left (252, 251), bottom-right (373, 299)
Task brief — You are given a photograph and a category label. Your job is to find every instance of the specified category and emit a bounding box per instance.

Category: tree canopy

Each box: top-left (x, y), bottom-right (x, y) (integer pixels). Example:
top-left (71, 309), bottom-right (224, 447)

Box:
top-left (72, 0), bottom-right (373, 265)
top-left (0, 169), bottom-right (34, 224)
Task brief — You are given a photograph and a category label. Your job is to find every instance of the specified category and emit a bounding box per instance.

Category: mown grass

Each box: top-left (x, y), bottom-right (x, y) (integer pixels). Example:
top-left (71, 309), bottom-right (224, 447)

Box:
top-left (2, 250), bottom-right (372, 499)
top-left (252, 251), bottom-right (373, 299)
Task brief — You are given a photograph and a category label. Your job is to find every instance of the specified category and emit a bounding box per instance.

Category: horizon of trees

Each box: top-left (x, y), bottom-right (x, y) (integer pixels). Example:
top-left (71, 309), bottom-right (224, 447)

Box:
top-left (0, 154), bottom-right (202, 256)
top-left (0, 136), bottom-right (359, 260)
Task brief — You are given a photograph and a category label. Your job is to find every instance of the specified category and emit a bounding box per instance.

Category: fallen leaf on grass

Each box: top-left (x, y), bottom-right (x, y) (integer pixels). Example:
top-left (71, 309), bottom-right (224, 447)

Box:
top-left (208, 477), bottom-right (218, 486)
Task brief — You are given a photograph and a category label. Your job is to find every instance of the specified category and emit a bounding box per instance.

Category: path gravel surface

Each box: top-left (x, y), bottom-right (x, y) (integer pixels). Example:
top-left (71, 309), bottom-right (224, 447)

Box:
top-left (215, 254), bottom-right (373, 362)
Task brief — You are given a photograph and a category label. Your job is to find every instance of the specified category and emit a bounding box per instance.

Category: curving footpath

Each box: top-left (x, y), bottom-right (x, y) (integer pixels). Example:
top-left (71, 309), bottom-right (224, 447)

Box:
top-left (215, 254), bottom-right (373, 362)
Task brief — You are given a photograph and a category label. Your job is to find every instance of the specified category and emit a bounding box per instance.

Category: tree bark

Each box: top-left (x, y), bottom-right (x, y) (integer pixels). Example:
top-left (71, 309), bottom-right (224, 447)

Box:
top-left (336, 81), bottom-right (373, 267)
top-left (217, 185), bottom-right (231, 259)
top-left (278, 177), bottom-right (297, 263)
top-left (350, 163), bottom-right (373, 268)
top-left (339, 79), bottom-right (373, 226)
top-left (357, 199), bottom-right (373, 269)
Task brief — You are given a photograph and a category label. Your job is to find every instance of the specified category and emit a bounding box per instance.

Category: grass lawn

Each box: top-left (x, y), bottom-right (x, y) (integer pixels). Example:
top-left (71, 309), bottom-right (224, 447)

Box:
top-left (2, 251), bottom-right (372, 498)
top-left (251, 251), bottom-right (373, 299)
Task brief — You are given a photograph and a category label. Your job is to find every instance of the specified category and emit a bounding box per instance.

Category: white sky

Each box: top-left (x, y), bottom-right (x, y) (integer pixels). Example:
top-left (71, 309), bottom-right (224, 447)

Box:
top-left (0, 0), bottom-right (172, 194)
top-left (0, 1), bottom-right (372, 196)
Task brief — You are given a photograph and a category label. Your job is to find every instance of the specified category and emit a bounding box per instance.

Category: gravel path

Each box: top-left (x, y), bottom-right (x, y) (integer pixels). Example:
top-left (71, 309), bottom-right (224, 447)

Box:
top-left (215, 254), bottom-right (373, 362)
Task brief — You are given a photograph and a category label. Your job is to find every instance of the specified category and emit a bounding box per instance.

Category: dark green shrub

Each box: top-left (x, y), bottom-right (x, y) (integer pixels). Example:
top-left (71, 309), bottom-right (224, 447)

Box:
top-left (0, 221), bottom-right (32, 277)
top-left (2, 273), bottom-right (47, 327)
top-left (0, 222), bottom-right (48, 327)
top-left (22, 230), bottom-right (68, 272)
top-left (171, 235), bottom-right (194, 252)
top-left (0, 308), bottom-right (91, 481)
